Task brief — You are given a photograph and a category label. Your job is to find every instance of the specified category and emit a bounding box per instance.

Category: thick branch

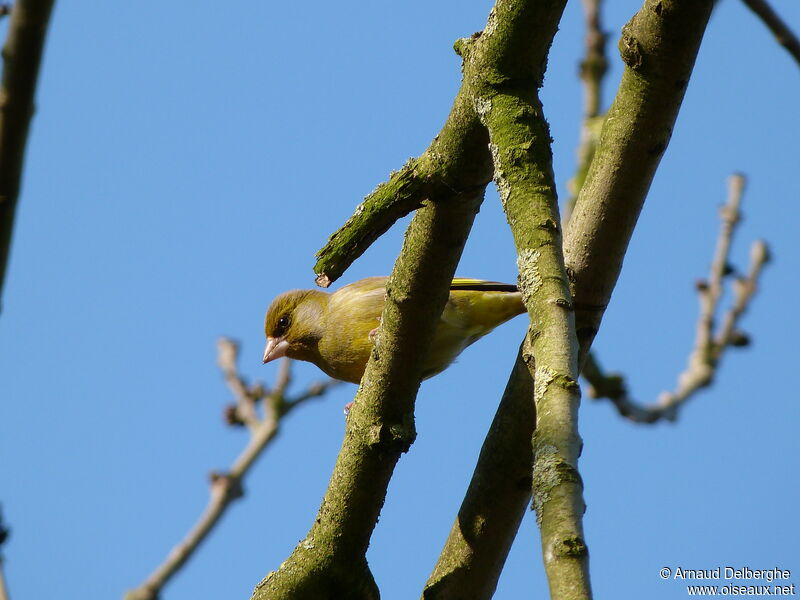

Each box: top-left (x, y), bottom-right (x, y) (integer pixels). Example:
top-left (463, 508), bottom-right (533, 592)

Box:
top-left (255, 191), bottom-right (482, 598)
top-left (125, 343), bottom-right (335, 600)
top-left (741, 0), bottom-right (800, 67)
top-left (469, 3), bottom-right (587, 597)
top-left (0, 0), bottom-right (55, 310)
top-left (564, 0), bottom-right (715, 360)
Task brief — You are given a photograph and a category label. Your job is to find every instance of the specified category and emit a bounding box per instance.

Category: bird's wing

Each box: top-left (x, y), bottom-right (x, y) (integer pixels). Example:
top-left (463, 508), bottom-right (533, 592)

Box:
top-left (440, 279), bottom-right (524, 335)
top-left (329, 277), bottom-right (388, 309)
top-left (326, 277), bottom-right (388, 332)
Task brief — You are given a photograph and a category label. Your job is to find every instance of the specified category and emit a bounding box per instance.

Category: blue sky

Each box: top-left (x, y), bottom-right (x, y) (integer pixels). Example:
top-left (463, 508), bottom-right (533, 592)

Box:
top-left (1, 1), bottom-right (798, 598)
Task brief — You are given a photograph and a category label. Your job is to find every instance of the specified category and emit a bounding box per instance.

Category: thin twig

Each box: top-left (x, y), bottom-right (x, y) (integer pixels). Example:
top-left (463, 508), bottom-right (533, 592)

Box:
top-left (565, 0), bottom-right (608, 231)
top-left (0, 559), bottom-right (7, 600)
top-left (217, 338), bottom-right (262, 429)
top-left (741, 0), bottom-right (800, 67)
top-left (579, 0), bottom-right (607, 119)
top-left (714, 240), bottom-right (768, 351)
top-left (124, 341), bottom-right (338, 600)
top-left (586, 174), bottom-right (770, 423)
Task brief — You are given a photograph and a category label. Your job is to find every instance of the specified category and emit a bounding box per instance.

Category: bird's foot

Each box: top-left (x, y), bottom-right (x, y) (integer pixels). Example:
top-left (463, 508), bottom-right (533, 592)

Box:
top-left (368, 317), bottom-right (382, 346)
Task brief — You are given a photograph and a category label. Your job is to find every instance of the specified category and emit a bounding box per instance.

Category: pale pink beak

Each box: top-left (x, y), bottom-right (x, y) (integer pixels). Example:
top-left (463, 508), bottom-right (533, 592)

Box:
top-left (262, 337), bottom-right (290, 364)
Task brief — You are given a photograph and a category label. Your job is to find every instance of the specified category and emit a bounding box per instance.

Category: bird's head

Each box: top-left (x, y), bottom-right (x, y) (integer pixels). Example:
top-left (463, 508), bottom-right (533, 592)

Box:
top-left (263, 289), bottom-right (326, 364)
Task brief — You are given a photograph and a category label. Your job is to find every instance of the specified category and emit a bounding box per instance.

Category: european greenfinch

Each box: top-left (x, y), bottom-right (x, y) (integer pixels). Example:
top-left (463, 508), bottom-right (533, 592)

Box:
top-left (263, 277), bottom-right (525, 383)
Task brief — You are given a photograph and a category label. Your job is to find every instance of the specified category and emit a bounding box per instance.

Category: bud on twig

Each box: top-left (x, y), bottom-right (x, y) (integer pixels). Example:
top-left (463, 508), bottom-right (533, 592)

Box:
top-left (223, 404), bottom-right (246, 427)
top-left (729, 331), bottom-right (751, 347)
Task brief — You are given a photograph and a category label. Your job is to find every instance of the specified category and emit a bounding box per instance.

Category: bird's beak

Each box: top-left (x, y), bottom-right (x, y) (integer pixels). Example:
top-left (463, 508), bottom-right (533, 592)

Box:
top-left (262, 337), bottom-right (289, 364)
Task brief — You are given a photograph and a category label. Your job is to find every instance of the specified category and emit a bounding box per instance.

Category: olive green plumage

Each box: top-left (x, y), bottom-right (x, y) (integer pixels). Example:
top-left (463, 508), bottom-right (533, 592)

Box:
top-left (263, 277), bottom-right (525, 384)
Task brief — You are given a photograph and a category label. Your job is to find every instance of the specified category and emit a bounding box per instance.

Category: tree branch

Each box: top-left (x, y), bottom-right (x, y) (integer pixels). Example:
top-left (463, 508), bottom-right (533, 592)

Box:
top-left (0, 0), bottom-right (55, 311)
top-left (124, 341), bottom-right (337, 600)
top-left (585, 174), bottom-right (769, 423)
top-left (564, 0), bottom-right (608, 224)
top-left (578, 0), bottom-right (608, 121)
top-left (741, 0), bottom-right (800, 67)
top-left (0, 558), bottom-right (7, 600)
top-left (467, 2), bottom-right (587, 597)
top-left (312, 160), bottom-right (428, 287)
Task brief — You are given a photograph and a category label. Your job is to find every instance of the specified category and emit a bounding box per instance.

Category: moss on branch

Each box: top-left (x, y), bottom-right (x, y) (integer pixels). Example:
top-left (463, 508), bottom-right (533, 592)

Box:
top-left (313, 160), bottom-right (427, 288)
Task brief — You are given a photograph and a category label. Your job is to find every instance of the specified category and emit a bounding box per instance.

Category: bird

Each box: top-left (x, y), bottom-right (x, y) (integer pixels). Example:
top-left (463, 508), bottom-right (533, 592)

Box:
top-left (263, 277), bottom-right (525, 383)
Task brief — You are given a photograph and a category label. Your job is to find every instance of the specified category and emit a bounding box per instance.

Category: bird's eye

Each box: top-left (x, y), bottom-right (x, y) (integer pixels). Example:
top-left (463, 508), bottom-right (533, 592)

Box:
top-left (275, 315), bottom-right (290, 337)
